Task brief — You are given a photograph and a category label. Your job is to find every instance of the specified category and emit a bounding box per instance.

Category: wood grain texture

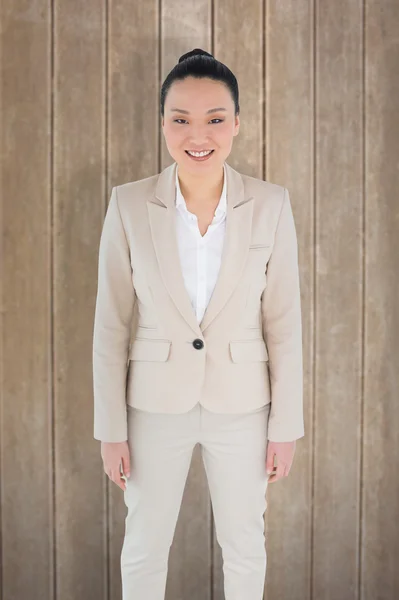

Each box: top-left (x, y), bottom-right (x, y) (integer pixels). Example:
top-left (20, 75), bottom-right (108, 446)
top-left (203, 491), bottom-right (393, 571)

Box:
top-left (1, 2), bottom-right (398, 600)
top-left (362, 1), bottom-right (399, 598)
top-left (53, 2), bottom-right (106, 600)
top-left (1, 2), bottom-right (53, 599)
top-left (265, 1), bottom-right (313, 599)
top-left (313, 1), bottom-right (364, 598)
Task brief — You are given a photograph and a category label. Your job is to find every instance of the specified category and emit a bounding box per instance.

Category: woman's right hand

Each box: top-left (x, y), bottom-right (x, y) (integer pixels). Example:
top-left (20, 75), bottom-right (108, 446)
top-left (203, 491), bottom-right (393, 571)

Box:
top-left (101, 441), bottom-right (131, 491)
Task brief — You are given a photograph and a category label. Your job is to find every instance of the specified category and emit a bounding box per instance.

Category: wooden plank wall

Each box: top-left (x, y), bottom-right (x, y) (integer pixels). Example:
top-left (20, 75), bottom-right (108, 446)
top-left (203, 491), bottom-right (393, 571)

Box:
top-left (1, 1), bottom-right (398, 600)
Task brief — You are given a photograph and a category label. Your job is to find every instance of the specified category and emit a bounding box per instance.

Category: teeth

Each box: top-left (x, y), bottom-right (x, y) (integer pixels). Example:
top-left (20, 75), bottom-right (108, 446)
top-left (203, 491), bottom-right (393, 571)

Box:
top-left (187, 150), bottom-right (213, 157)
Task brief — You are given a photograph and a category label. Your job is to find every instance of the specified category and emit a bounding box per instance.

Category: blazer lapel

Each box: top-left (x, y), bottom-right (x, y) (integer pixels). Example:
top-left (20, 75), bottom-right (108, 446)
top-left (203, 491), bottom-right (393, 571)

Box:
top-left (147, 161), bottom-right (254, 336)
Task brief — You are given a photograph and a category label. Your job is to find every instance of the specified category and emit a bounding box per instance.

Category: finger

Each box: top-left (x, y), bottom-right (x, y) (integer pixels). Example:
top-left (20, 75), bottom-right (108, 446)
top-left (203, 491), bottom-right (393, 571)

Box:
top-left (265, 452), bottom-right (275, 475)
top-left (121, 455), bottom-right (131, 478)
top-left (120, 472), bottom-right (128, 490)
top-left (114, 466), bottom-right (128, 491)
top-left (268, 461), bottom-right (285, 484)
top-left (114, 474), bottom-right (127, 491)
top-left (106, 469), bottom-right (127, 491)
top-left (267, 467), bottom-right (278, 483)
top-left (276, 461), bottom-right (285, 479)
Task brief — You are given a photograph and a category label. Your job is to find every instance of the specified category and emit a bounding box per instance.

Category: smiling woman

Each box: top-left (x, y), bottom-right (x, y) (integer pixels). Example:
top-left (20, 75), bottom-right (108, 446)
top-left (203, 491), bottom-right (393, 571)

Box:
top-left (93, 46), bottom-right (304, 600)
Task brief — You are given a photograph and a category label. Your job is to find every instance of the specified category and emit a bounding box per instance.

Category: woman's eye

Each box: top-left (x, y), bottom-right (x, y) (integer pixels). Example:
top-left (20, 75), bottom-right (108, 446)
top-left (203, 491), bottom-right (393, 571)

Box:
top-left (173, 118), bottom-right (224, 124)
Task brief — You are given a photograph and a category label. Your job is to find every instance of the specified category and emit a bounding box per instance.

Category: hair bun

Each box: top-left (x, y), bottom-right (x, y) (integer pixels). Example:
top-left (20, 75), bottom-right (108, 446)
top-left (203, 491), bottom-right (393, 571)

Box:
top-left (178, 48), bottom-right (214, 63)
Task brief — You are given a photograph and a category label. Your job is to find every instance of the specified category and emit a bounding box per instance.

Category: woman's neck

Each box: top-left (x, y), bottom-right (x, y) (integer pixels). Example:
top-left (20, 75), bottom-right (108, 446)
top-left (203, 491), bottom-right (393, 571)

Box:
top-left (177, 164), bottom-right (225, 206)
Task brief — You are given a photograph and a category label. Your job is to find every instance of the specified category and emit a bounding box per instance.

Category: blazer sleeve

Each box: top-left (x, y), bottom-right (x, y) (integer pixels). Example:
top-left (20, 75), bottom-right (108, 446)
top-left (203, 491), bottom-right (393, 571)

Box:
top-left (261, 187), bottom-right (305, 442)
top-left (92, 186), bottom-right (136, 442)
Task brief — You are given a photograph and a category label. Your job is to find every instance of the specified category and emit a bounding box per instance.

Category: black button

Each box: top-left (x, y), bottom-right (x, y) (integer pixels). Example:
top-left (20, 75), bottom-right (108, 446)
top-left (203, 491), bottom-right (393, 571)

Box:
top-left (192, 338), bottom-right (204, 350)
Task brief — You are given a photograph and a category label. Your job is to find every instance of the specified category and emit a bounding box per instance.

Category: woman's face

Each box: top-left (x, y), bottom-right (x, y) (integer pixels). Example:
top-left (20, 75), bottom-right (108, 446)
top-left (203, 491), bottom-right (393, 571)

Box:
top-left (162, 76), bottom-right (239, 175)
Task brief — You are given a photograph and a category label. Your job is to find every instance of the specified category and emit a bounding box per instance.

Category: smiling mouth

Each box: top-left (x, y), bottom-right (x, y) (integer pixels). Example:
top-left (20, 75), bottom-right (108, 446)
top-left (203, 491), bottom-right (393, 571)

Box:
top-left (185, 149), bottom-right (214, 156)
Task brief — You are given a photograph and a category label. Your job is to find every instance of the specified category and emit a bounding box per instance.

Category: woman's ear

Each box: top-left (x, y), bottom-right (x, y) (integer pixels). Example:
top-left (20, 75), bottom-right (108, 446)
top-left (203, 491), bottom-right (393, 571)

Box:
top-left (234, 115), bottom-right (240, 136)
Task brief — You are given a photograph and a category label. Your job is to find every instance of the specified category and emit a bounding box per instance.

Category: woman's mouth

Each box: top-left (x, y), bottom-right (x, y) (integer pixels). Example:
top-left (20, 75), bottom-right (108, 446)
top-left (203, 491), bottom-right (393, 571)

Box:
top-left (185, 149), bottom-right (214, 161)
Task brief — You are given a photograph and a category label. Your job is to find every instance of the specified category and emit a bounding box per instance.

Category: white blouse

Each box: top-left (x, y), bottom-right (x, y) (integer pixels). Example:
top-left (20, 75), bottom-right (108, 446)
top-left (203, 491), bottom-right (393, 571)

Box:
top-left (175, 163), bottom-right (227, 324)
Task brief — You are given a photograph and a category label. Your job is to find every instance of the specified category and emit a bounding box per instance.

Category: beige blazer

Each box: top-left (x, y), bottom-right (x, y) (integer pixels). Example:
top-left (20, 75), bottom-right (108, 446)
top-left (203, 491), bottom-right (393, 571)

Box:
top-left (92, 161), bottom-right (304, 443)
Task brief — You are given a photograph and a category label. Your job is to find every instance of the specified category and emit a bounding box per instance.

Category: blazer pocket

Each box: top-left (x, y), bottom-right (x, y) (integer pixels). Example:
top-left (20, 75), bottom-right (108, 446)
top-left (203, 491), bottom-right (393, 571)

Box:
top-left (229, 339), bottom-right (269, 363)
top-left (248, 243), bottom-right (272, 250)
top-left (129, 339), bottom-right (171, 362)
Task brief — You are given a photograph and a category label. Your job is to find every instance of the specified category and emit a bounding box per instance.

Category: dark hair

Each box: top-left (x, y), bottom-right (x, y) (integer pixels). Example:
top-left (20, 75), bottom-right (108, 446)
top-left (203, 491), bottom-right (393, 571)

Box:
top-left (160, 48), bottom-right (240, 117)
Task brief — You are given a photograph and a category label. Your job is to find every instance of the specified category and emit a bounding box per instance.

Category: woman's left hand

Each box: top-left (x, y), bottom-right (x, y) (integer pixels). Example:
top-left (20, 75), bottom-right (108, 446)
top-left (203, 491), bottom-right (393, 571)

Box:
top-left (266, 440), bottom-right (296, 483)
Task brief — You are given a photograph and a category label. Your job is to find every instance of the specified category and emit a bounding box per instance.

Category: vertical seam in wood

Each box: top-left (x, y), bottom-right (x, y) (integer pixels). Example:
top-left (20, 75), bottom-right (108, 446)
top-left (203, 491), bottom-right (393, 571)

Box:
top-left (358, 1), bottom-right (366, 598)
top-left (50, 0), bottom-right (56, 598)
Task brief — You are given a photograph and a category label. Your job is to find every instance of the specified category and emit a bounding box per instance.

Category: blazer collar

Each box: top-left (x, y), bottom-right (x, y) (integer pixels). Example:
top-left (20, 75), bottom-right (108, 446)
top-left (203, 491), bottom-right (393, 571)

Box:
top-left (147, 161), bottom-right (254, 335)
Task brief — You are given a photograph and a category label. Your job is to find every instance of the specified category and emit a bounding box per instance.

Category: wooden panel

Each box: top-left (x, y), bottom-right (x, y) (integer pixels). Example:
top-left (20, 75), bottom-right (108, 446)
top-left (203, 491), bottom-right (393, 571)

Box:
top-left (213, 0), bottom-right (264, 597)
top-left (1, 2), bottom-right (53, 599)
top-left (2, 3), bottom-right (399, 600)
top-left (160, 3), bottom-right (212, 599)
top-left (265, 2), bottom-right (313, 598)
top-left (107, 2), bottom-right (159, 599)
top-left (313, 1), bottom-right (364, 598)
top-left (53, 2), bottom-right (106, 599)
top-left (362, 1), bottom-right (399, 598)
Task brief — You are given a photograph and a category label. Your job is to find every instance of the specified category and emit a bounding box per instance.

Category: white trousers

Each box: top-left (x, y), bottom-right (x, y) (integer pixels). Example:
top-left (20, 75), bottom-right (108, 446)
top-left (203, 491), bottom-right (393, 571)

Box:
top-left (121, 401), bottom-right (272, 600)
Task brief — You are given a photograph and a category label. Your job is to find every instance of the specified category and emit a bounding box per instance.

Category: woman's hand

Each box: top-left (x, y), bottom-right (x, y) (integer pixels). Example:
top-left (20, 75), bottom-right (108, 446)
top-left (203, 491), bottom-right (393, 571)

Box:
top-left (101, 441), bottom-right (131, 491)
top-left (266, 440), bottom-right (296, 483)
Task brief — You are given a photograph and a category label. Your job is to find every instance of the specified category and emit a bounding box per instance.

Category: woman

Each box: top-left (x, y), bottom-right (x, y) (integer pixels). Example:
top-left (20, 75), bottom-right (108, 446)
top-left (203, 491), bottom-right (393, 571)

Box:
top-left (92, 48), bottom-right (304, 600)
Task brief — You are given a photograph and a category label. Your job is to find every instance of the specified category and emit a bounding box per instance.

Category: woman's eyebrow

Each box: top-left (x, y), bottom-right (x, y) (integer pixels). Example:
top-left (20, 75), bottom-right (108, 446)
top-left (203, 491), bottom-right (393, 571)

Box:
top-left (170, 107), bottom-right (227, 114)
